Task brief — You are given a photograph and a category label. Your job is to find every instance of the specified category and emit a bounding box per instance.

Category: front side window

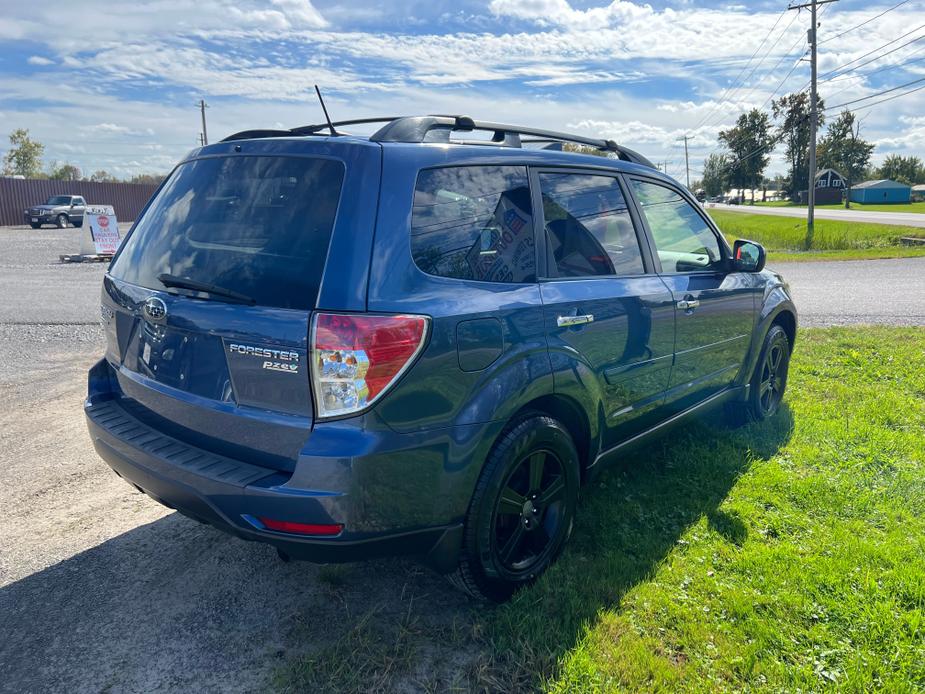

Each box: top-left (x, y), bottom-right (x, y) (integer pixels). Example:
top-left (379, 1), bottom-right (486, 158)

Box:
top-left (411, 166), bottom-right (535, 283)
top-left (540, 172), bottom-right (644, 278)
top-left (631, 180), bottom-right (724, 273)
top-left (109, 155), bottom-right (344, 310)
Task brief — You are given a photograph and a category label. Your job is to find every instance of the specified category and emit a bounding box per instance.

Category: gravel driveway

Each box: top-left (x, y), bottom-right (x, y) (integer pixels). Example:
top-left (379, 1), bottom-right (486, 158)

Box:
top-left (1, 227), bottom-right (922, 693)
top-left (0, 227), bottom-right (474, 694)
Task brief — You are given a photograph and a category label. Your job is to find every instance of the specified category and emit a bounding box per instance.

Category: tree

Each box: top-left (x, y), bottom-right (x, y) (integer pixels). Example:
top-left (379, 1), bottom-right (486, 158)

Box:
top-left (130, 173), bottom-right (166, 185)
top-left (772, 92), bottom-right (825, 201)
top-left (817, 110), bottom-right (874, 208)
top-left (719, 108), bottom-right (774, 204)
top-left (50, 163), bottom-right (82, 181)
top-left (874, 154), bottom-right (924, 185)
top-left (90, 169), bottom-right (117, 183)
top-left (561, 143), bottom-right (613, 158)
top-left (2, 128), bottom-right (45, 178)
top-left (701, 153), bottom-right (730, 198)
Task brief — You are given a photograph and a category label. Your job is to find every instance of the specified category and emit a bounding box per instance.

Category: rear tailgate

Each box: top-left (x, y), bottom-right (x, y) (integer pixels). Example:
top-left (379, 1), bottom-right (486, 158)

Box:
top-left (101, 140), bottom-right (381, 471)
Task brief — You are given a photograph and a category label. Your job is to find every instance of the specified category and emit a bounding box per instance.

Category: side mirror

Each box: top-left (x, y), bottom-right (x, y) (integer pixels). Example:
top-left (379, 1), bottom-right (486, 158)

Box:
top-left (732, 239), bottom-right (766, 273)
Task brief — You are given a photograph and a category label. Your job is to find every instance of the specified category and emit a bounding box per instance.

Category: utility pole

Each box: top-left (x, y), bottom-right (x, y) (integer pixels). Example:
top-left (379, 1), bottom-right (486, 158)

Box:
top-left (680, 135), bottom-right (691, 189)
top-left (789, 0), bottom-right (837, 249)
top-left (198, 99), bottom-right (209, 146)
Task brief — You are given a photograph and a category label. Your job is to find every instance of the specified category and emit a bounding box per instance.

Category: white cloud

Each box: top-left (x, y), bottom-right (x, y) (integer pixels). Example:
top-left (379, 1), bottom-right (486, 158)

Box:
top-left (4, 0), bottom-right (925, 178)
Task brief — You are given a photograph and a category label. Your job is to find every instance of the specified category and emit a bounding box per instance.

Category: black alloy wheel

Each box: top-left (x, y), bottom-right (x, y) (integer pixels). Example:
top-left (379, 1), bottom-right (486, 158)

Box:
top-left (492, 448), bottom-right (568, 575)
top-left (724, 324), bottom-right (791, 426)
top-left (756, 332), bottom-right (788, 417)
top-left (450, 414), bottom-right (579, 602)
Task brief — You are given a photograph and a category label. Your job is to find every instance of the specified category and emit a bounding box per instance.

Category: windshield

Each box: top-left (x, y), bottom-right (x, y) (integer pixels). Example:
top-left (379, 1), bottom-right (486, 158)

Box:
top-left (109, 155), bottom-right (344, 311)
top-left (46, 196), bottom-right (71, 205)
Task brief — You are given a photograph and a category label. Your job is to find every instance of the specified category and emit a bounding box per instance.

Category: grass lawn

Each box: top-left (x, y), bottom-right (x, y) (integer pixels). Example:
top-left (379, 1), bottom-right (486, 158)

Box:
top-left (277, 327), bottom-right (925, 692)
top-left (708, 210), bottom-right (925, 263)
top-left (754, 201), bottom-right (925, 214)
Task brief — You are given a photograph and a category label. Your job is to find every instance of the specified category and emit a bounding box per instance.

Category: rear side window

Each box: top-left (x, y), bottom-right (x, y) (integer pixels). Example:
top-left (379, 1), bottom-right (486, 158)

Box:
top-left (110, 156), bottom-right (344, 310)
top-left (540, 173), bottom-right (644, 277)
top-left (411, 165), bottom-right (535, 283)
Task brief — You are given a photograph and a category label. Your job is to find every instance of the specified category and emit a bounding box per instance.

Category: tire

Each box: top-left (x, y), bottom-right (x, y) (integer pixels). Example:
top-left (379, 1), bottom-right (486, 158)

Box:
top-left (29, 223), bottom-right (41, 229)
top-left (449, 415), bottom-right (580, 602)
top-left (726, 324), bottom-right (791, 425)
top-left (56, 214), bottom-right (68, 229)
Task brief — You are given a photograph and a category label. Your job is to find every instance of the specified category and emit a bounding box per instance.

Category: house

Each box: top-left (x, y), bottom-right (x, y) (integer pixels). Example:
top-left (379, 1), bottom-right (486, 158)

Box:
top-left (849, 179), bottom-right (912, 204)
top-left (800, 168), bottom-right (845, 205)
top-left (912, 184), bottom-right (925, 202)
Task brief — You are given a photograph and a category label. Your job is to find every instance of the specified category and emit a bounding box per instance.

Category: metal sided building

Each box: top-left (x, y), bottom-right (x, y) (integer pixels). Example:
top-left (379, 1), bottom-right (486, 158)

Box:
top-left (849, 179), bottom-right (912, 204)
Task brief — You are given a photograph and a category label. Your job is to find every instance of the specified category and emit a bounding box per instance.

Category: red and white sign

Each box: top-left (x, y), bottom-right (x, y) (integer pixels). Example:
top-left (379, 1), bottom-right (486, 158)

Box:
top-left (81, 205), bottom-right (122, 255)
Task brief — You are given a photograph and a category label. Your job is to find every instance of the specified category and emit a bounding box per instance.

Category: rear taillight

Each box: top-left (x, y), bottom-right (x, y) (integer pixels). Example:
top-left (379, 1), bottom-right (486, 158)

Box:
top-left (311, 312), bottom-right (429, 419)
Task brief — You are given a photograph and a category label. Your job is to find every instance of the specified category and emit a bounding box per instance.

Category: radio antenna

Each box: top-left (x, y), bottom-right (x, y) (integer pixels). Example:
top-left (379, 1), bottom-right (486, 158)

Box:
top-left (314, 85), bottom-right (338, 136)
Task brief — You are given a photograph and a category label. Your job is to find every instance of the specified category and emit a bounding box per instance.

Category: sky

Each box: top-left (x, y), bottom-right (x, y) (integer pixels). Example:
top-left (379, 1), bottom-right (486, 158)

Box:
top-left (1, 0), bottom-right (924, 181)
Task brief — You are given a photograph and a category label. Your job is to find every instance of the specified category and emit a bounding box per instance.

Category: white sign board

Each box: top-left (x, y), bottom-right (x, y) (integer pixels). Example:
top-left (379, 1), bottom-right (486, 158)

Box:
top-left (80, 206), bottom-right (122, 255)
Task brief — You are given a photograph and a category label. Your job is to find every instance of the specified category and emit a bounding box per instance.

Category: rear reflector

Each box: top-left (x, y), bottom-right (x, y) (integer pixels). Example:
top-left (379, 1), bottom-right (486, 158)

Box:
top-left (257, 517), bottom-right (344, 536)
top-left (311, 312), bottom-right (429, 419)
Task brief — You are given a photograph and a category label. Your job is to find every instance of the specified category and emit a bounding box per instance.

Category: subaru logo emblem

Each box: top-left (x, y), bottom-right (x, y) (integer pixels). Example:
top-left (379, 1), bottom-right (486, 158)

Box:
top-left (142, 296), bottom-right (167, 323)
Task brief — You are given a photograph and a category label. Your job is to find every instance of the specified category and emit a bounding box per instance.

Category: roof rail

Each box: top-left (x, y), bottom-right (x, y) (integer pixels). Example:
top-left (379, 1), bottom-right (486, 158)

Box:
top-left (369, 116), bottom-right (656, 168)
top-left (222, 118), bottom-right (401, 143)
top-left (221, 115), bottom-right (655, 169)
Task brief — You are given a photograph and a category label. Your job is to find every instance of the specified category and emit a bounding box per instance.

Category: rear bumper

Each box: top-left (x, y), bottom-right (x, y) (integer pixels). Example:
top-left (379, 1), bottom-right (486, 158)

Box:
top-left (85, 393), bottom-right (466, 570)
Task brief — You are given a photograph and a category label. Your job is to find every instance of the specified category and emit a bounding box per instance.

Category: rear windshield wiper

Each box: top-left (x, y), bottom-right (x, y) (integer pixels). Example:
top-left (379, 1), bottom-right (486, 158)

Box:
top-left (157, 273), bottom-right (256, 305)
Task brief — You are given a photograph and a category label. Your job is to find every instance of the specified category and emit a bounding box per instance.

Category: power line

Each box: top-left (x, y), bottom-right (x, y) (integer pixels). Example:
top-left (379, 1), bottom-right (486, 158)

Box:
top-left (702, 11), bottom-right (804, 127)
top-left (828, 78), bottom-right (925, 111)
top-left (818, 0), bottom-right (912, 44)
top-left (827, 75), bottom-right (925, 108)
top-left (816, 23), bottom-right (925, 82)
top-left (826, 41), bottom-right (925, 83)
top-left (823, 47), bottom-right (925, 101)
top-left (690, 8), bottom-right (791, 132)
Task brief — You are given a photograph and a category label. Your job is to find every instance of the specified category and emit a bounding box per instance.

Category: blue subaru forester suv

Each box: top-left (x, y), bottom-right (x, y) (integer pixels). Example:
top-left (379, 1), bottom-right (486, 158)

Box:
top-left (86, 116), bottom-right (796, 601)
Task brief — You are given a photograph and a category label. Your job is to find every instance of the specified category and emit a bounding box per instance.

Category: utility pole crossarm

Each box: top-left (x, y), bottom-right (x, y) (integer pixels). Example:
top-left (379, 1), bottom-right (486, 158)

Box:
top-left (787, 0), bottom-right (837, 8)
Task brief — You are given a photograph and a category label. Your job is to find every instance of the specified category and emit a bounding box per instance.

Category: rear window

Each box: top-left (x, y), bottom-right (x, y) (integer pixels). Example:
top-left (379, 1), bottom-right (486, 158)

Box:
top-left (110, 155), bottom-right (344, 311)
top-left (410, 165), bottom-right (535, 283)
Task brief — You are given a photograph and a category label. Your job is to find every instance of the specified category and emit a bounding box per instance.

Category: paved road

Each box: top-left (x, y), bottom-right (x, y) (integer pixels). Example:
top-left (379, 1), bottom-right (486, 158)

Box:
top-left (769, 256), bottom-right (925, 327)
top-left (0, 225), bottom-right (922, 692)
top-left (709, 202), bottom-right (925, 229)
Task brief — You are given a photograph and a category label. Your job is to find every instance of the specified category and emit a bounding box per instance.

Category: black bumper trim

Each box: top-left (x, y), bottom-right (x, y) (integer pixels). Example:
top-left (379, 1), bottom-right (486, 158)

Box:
top-left (87, 398), bottom-right (271, 487)
top-left (86, 396), bottom-right (463, 568)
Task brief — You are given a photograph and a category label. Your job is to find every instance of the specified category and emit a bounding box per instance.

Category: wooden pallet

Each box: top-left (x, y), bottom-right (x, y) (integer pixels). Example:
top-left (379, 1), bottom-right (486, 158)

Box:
top-left (59, 253), bottom-right (114, 263)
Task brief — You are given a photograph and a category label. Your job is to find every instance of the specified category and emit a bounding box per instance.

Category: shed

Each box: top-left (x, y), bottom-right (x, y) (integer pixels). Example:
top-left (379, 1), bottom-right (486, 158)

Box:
top-left (849, 179), bottom-right (911, 204)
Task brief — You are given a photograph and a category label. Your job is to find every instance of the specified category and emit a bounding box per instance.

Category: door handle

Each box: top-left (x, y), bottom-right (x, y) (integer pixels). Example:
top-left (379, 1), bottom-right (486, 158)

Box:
top-left (677, 299), bottom-right (700, 311)
top-left (557, 314), bottom-right (594, 327)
